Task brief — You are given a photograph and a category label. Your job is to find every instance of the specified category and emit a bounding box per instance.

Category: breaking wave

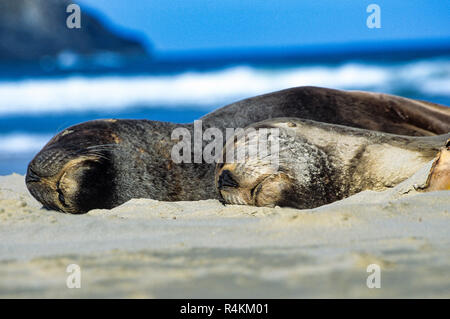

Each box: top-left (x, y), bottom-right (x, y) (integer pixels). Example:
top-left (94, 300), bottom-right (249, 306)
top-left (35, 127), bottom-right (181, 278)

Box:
top-left (0, 58), bottom-right (448, 116)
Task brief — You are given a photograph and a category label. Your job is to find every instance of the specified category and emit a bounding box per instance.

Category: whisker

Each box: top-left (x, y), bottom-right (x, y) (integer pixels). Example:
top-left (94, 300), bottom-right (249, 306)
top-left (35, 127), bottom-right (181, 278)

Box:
top-left (85, 144), bottom-right (117, 150)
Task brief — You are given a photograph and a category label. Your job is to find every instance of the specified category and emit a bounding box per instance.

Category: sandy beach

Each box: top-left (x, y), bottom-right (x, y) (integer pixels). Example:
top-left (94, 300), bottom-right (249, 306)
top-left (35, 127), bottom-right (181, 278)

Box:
top-left (0, 166), bottom-right (449, 298)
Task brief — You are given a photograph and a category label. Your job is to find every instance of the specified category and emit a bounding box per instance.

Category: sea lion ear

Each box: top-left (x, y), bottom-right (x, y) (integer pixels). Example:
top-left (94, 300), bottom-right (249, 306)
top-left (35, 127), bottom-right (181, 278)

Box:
top-left (425, 142), bottom-right (450, 191)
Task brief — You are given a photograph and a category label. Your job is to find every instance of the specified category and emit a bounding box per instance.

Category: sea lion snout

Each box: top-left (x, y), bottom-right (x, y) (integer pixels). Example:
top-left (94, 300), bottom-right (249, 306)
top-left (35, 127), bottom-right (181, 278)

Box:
top-left (215, 164), bottom-right (296, 208)
top-left (217, 170), bottom-right (239, 189)
top-left (25, 166), bottom-right (41, 183)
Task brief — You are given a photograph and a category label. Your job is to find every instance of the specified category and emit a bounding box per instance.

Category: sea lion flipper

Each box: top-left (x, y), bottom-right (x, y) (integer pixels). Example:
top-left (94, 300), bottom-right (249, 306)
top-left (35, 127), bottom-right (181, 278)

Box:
top-left (426, 140), bottom-right (450, 191)
top-left (350, 90), bottom-right (450, 136)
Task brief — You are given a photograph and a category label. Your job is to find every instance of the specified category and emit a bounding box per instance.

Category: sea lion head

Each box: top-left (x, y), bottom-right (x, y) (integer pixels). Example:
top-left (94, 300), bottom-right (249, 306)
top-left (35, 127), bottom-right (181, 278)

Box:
top-left (26, 120), bottom-right (119, 214)
top-left (215, 123), bottom-right (302, 208)
top-left (215, 120), bottom-right (339, 209)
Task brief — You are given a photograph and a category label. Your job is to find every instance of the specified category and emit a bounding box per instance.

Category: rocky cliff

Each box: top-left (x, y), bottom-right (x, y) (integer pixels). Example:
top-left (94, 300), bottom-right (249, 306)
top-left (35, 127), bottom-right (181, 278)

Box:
top-left (0, 0), bottom-right (148, 62)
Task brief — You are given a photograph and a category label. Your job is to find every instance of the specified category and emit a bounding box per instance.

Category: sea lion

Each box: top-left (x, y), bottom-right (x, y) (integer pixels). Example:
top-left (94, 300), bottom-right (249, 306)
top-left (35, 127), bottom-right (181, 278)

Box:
top-left (25, 86), bottom-right (450, 213)
top-left (215, 118), bottom-right (450, 209)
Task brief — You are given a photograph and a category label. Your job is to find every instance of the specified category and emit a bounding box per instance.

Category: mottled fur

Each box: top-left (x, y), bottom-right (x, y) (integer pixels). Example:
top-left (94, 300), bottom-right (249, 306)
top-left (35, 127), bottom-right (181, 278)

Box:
top-left (216, 118), bottom-right (449, 209)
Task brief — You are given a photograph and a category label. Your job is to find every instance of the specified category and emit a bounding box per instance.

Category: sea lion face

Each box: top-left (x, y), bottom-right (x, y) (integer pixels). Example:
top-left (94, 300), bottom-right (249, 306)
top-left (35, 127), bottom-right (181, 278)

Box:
top-left (215, 120), bottom-right (343, 209)
top-left (215, 126), bottom-right (299, 208)
top-left (26, 120), bottom-right (118, 214)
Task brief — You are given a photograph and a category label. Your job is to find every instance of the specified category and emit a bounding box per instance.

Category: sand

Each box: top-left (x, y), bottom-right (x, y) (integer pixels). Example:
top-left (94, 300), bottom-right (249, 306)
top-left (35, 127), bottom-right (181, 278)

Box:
top-left (0, 163), bottom-right (449, 298)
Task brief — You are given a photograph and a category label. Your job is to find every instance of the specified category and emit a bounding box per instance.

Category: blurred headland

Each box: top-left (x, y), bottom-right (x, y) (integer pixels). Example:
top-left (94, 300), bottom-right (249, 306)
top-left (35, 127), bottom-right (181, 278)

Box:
top-left (0, 0), bottom-right (148, 63)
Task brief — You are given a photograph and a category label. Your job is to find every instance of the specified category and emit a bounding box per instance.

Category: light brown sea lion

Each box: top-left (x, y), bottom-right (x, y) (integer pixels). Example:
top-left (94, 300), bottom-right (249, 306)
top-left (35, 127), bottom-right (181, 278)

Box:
top-left (215, 118), bottom-right (449, 209)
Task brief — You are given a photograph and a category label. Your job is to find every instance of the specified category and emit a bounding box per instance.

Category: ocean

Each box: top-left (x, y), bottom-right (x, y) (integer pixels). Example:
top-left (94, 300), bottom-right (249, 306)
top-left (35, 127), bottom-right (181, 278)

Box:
top-left (1, 52), bottom-right (449, 175)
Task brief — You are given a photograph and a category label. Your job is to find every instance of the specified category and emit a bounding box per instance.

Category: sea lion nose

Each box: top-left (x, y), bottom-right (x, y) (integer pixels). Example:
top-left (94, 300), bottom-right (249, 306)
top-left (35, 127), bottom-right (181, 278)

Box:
top-left (25, 166), bottom-right (41, 183)
top-left (217, 169), bottom-right (238, 189)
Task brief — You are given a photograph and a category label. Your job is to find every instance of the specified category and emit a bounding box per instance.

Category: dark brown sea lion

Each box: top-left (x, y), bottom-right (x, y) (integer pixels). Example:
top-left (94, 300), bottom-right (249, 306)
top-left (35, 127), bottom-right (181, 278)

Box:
top-left (215, 118), bottom-right (450, 209)
top-left (25, 86), bottom-right (450, 213)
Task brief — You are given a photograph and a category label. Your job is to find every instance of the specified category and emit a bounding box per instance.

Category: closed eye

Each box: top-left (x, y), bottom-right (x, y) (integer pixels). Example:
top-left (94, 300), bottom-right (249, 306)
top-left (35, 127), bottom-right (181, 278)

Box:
top-left (249, 174), bottom-right (273, 200)
top-left (250, 184), bottom-right (258, 198)
top-left (56, 181), bottom-right (68, 207)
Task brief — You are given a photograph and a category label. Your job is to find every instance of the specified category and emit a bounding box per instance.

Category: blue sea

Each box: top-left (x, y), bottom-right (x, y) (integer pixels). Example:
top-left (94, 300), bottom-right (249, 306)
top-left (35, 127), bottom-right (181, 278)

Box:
top-left (1, 51), bottom-right (449, 175)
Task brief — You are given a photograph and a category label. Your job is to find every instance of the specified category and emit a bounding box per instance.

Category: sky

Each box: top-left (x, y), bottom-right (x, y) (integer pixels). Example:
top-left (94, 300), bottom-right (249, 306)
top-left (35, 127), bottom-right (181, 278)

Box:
top-left (77, 0), bottom-right (450, 53)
